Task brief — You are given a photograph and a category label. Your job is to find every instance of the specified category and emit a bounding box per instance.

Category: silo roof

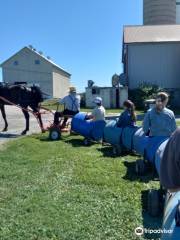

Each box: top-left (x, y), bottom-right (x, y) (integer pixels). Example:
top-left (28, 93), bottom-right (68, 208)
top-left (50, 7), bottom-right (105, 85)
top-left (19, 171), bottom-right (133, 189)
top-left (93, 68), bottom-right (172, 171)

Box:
top-left (124, 25), bottom-right (180, 43)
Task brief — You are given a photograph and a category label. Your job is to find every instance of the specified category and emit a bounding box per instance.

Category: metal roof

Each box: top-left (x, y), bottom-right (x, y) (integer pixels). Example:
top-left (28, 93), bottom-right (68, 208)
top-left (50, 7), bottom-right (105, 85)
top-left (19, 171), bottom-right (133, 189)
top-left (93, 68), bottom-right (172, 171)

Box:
top-left (124, 25), bottom-right (180, 43)
top-left (0, 46), bottom-right (71, 76)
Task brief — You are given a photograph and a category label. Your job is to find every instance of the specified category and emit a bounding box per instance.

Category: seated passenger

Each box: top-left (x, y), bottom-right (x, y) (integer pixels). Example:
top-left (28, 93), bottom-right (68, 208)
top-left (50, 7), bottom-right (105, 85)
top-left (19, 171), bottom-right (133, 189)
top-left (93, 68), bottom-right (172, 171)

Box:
top-left (57, 86), bottom-right (80, 127)
top-left (87, 97), bottom-right (106, 121)
top-left (117, 100), bottom-right (136, 128)
top-left (160, 128), bottom-right (180, 191)
top-left (143, 92), bottom-right (176, 137)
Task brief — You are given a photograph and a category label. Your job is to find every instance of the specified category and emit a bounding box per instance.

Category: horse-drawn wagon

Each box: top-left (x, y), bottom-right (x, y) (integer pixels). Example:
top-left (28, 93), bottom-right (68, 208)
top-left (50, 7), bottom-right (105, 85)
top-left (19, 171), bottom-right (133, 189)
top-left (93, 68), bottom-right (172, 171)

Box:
top-left (0, 82), bottom-right (74, 138)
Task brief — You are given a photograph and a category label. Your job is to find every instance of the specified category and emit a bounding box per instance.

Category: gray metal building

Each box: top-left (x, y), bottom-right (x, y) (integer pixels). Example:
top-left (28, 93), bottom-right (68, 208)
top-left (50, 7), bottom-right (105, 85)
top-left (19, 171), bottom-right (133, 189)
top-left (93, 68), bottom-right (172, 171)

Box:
top-left (0, 46), bottom-right (71, 98)
top-left (143, 0), bottom-right (176, 25)
top-left (123, 25), bottom-right (180, 107)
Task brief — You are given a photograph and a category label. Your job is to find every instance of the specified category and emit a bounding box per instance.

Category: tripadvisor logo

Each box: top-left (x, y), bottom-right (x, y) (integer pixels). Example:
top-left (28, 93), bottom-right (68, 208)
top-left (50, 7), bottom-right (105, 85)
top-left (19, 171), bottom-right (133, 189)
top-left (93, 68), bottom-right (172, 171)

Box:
top-left (135, 227), bottom-right (144, 236)
top-left (135, 227), bottom-right (173, 236)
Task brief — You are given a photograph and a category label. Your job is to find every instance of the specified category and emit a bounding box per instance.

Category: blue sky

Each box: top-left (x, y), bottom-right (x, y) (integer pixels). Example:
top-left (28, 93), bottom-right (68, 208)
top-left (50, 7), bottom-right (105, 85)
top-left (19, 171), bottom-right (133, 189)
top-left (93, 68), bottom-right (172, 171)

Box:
top-left (0, 0), bottom-right (142, 92)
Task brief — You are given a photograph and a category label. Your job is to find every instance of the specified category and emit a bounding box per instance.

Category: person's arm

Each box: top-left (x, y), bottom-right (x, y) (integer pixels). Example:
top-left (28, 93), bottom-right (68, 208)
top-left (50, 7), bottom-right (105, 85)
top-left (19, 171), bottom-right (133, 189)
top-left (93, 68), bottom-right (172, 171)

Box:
top-left (87, 114), bottom-right (94, 120)
top-left (143, 111), bottom-right (150, 134)
top-left (58, 97), bottom-right (65, 104)
top-left (104, 108), bottom-right (106, 118)
top-left (87, 108), bottom-right (96, 120)
top-left (117, 112), bottom-right (124, 126)
top-left (171, 112), bottom-right (177, 133)
top-left (77, 95), bottom-right (81, 111)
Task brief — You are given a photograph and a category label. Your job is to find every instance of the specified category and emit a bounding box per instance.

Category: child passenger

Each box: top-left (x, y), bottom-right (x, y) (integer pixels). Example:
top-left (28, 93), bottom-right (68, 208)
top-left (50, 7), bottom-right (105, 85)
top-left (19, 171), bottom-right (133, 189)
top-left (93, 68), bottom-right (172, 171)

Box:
top-left (117, 100), bottom-right (136, 128)
top-left (87, 97), bottom-right (106, 121)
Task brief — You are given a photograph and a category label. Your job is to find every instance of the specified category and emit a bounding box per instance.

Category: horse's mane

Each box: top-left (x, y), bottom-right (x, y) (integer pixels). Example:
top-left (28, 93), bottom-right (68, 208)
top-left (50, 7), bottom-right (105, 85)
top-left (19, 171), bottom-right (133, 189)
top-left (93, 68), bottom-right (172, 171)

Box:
top-left (30, 85), bottom-right (43, 103)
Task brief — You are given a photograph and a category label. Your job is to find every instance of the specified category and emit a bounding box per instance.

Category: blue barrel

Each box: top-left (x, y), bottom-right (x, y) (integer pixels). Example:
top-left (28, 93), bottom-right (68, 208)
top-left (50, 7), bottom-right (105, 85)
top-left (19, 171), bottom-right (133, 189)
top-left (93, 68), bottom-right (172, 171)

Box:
top-left (155, 139), bottom-right (169, 176)
top-left (133, 128), bottom-right (149, 155)
top-left (71, 113), bottom-right (93, 138)
top-left (161, 191), bottom-right (180, 240)
top-left (121, 126), bottom-right (140, 150)
top-left (145, 136), bottom-right (169, 164)
top-left (71, 113), bottom-right (105, 141)
top-left (91, 120), bottom-right (106, 141)
top-left (103, 120), bottom-right (123, 146)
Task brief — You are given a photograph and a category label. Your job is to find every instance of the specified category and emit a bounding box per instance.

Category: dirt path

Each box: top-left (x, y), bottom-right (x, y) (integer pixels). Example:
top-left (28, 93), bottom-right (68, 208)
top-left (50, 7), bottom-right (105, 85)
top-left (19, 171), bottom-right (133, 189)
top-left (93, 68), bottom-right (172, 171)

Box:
top-left (0, 105), bottom-right (53, 145)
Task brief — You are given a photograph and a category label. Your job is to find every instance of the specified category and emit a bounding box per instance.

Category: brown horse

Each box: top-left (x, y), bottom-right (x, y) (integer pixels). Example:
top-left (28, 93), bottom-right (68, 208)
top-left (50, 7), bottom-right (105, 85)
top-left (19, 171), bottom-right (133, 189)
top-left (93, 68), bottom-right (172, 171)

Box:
top-left (0, 83), bottom-right (44, 135)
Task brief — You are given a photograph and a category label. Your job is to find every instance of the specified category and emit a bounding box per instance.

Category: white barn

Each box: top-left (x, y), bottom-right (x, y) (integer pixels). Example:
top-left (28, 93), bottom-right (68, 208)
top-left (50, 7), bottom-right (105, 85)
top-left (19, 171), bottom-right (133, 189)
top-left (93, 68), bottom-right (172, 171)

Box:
top-left (0, 46), bottom-right (71, 98)
top-left (123, 25), bottom-right (180, 107)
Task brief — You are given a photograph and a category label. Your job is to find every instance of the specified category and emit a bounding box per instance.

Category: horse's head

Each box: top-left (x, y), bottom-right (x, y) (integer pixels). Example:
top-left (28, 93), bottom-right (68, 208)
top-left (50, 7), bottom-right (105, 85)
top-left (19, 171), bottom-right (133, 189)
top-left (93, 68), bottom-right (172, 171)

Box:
top-left (30, 85), bottom-right (43, 104)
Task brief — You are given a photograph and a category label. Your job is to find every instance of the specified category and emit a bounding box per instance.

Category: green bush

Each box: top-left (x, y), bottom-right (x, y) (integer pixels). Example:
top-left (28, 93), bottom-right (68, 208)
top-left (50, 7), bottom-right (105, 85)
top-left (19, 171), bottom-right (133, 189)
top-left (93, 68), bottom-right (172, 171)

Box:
top-left (129, 83), bottom-right (163, 109)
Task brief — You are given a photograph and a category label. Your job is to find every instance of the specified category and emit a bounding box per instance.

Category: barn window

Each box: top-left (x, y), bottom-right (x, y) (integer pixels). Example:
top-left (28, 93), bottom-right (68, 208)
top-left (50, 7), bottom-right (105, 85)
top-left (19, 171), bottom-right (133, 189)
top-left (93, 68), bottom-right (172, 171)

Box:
top-left (92, 88), bottom-right (100, 95)
top-left (35, 60), bottom-right (40, 65)
top-left (14, 61), bottom-right (19, 66)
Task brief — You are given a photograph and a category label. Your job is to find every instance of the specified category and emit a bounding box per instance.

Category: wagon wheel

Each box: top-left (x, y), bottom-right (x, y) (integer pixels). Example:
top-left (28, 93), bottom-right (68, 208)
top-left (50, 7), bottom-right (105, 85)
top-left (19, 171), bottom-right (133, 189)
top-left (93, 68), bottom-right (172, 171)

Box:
top-left (147, 189), bottom-right (160, 217)
top-left (49, 127), bottom-right (61, 141)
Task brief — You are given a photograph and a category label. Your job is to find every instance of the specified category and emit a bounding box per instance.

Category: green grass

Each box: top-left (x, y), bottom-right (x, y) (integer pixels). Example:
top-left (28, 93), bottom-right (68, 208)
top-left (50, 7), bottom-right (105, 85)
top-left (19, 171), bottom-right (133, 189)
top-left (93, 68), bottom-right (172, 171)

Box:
top-left (177, 121), bottom-right (180, 126)
top-left (81, 108), bottom-right (144, 115)
top-left (41, 101), bottom-right (144, 115)
top-left (0, 134), bottom-right (161, 240)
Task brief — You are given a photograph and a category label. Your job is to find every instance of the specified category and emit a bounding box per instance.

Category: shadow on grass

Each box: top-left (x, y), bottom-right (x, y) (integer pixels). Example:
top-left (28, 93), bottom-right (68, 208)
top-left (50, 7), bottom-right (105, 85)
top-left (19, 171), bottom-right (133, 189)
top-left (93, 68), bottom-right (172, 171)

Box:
top-left (64, 137), bottom-right (100, 148)
top-left (96, 146), bottom-right (115, 158)
top-left (0, 133), bottom-right (20, 139)
top-left (36, 133), bottom-right (72, 143)
top-left (122, 160), bottom-right (156, 183)
top-left (97, 145), bottom-right (130, 158)
top-left (64, 138), bottom-right (86, 147)
top-left (141, 190), bottom-right (163, 240)
top-left (35, 135), bottom-right (60, 142)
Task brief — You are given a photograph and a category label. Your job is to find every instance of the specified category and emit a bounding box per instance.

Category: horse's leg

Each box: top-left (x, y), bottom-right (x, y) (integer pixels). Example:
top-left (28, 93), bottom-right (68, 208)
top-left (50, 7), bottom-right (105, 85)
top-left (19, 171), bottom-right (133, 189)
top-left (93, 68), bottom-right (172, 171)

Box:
top-left (32, 107), bottom-right (44, 133)
top-left (21, 109), bottom-right (29, 135)
top-left (0, 104), bottom-right (8, 132)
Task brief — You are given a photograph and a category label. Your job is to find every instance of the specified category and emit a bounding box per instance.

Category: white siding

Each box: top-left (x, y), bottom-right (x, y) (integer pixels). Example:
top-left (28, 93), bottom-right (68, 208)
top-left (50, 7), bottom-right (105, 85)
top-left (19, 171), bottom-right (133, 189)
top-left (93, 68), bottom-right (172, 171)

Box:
top-left (52, 68), bottom-right (70, 98)
top-left (127, 43), bottom-right (180, 89)
top-left (1, 47), bottom-right (71, 98)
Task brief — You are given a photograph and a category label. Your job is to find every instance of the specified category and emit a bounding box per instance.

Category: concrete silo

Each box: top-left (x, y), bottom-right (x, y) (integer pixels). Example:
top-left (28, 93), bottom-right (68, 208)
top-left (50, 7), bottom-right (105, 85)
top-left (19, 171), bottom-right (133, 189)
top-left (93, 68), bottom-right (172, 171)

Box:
top-left (143, 0), bottom-right (176, 25)
top-left (176, 0), bottom-right (180, 23)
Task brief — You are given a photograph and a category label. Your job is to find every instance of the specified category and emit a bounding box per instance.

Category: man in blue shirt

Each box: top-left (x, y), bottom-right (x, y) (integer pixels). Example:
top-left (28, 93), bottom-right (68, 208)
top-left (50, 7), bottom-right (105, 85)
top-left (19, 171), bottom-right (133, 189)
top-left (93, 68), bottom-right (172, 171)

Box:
top-left (143, 92), bottom-right (177, 137)
top-left (54, 86), bottom-right (80, 128)
top-left (59, 86), bottom-right (80, 114)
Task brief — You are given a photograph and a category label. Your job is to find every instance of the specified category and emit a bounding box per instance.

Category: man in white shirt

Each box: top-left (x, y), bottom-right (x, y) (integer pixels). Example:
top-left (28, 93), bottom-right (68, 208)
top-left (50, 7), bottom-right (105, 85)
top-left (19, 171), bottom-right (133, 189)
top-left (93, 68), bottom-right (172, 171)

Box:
top-left (56, 86), bottom-right (80, 127)
top-left (88, 97), bottom-right (106, 121)
top-left (59, 87), bottom-right (80, 113)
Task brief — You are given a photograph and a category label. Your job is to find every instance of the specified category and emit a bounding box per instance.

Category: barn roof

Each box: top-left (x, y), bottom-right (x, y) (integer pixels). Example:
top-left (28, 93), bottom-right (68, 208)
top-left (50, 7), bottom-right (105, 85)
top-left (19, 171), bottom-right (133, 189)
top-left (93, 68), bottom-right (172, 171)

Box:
top-left (0, 46), bottom-right (71, 76)
top-left (124, 25), bottom-right (180, 44)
